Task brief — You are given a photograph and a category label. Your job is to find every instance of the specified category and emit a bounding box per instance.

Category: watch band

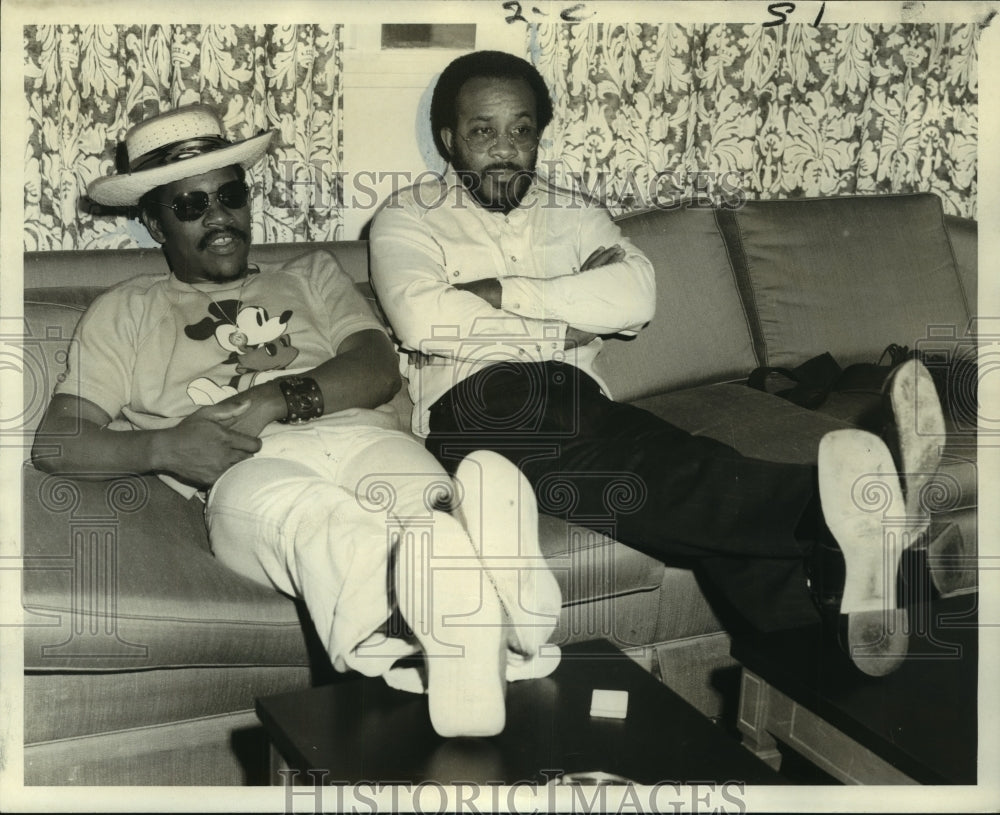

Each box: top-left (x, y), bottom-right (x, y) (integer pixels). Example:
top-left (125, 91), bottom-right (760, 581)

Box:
top-left (277, 376), bottom-right (324, 424)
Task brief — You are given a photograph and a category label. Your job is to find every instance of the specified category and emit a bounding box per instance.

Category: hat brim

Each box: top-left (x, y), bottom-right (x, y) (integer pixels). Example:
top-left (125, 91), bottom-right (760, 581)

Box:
top-left (87, 131), bottom-right (275, 207)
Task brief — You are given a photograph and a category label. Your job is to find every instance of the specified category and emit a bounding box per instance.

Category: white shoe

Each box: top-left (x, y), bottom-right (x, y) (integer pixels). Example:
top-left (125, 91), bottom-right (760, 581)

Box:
top-left (454, 450), bottom-right (562, 656)
top-left (883, 359), bottom-right (945, 518)
top-left (818, 429), bottom-right (917, 676)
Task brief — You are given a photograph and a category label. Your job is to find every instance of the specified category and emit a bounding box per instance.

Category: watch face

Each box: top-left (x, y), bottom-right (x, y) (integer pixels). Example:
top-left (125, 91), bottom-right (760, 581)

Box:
top-left (277, 376), bottom-right (322, 424)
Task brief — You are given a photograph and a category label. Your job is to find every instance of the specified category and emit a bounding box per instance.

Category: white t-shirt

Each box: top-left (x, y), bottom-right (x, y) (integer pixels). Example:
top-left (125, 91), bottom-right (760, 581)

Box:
top-left (56, 249), bottom-right (399, 493)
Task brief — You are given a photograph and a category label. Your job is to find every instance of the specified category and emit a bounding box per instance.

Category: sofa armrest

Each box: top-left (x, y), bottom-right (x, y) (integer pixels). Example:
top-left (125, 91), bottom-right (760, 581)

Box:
top-left (943, 214), bottom-right (977, 315)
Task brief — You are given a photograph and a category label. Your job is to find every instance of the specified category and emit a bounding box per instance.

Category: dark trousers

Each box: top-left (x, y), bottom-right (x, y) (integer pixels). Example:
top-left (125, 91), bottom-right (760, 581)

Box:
top-left (426, 361), bottom-right (823, 632)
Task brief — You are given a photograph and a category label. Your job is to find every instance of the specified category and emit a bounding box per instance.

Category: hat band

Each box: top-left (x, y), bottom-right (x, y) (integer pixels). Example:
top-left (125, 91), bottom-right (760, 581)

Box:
top-left (128, 135), bottom-right (232, 173)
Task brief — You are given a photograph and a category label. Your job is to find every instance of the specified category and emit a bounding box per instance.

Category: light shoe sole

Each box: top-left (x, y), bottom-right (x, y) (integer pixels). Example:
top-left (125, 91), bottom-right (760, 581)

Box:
top-left (819, 429), bottom-right (906, 614)
top-left (841, 607), bottom-right (910, 677)
top-left (394, 516), bottom-right (506, 738)
top-left (818, 429), bottom-right (914, 676)
top-left (884, 359), bottom-right (945, 518)
top-left (454, 450), bottom-right (562, 656)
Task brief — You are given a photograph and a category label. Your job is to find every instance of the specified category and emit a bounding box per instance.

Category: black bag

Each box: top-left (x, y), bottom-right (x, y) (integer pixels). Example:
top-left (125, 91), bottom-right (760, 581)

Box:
top-left (746, 351), bottom-right (843, 409)
top-left (748, 343), bottom-right (977, 422)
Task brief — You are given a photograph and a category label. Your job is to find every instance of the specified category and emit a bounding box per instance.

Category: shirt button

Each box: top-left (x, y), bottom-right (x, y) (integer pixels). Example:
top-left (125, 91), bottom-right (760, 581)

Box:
top-left (452, 271), bottom-right (460, 277)
top-left (518, 348), bottom-right (526, 355)
top-left (510, 255), bottom-right (517, 262)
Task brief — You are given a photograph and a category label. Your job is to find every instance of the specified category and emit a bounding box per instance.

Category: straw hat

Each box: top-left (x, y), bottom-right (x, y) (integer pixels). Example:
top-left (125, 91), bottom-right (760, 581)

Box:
top-left (87, 105), bottom-right (274, 206)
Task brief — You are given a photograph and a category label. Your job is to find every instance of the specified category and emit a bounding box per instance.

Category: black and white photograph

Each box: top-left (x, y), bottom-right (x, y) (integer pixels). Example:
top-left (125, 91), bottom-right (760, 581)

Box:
top-left (0, 1), bottom-right (997, 812)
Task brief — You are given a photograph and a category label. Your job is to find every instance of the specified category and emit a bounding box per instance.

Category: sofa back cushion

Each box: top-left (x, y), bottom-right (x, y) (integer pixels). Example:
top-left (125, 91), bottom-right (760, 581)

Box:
top-left (21, 241), bottom-right (371, 289)
top-left (594, 204), bottom-right (758, 402)
top-left (718, 193), bottom-right (971, 368)
top-left (21, 288), bottom-right (104, 450)
top-left (21, 194), bottom-right (977, 431)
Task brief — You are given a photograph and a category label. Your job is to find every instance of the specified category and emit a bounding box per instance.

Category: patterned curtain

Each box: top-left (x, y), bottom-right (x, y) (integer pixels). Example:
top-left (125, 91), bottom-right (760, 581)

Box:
top-left (529, 23), bottom-right (978, 218)
top-left (23, 24), bottom-right (343, 251)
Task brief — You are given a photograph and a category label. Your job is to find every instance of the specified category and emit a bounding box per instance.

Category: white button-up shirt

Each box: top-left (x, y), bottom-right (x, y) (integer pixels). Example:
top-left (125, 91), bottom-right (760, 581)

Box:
top-left (370, 170), bottom-right (656, 436)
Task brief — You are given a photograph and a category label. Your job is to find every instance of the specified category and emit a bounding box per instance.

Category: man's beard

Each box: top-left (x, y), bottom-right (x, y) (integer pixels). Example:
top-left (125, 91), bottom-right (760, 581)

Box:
top-left (455, 161), bottom-right (536, 213)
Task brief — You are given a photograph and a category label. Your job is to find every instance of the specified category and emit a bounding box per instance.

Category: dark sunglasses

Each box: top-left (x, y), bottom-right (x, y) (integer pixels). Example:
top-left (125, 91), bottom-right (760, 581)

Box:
top-left (152, 180), bottom-right (250, 221)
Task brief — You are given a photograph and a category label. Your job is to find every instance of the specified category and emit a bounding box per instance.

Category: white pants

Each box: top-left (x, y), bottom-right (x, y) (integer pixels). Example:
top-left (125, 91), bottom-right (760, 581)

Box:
top-left (205, 423), bottom-right (468, 676)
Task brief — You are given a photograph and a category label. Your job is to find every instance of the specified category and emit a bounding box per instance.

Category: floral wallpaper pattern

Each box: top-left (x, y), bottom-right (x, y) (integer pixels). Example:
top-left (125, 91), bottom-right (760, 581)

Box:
top-left (24, 24), bottom-right (343, 251)
top-left (24, 22), bottom-right (979, 250)
top-left (529, 23), bottom-right (978, 218)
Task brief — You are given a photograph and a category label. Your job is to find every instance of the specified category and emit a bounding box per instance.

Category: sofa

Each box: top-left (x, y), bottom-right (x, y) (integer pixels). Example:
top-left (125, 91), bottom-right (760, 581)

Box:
top-left (20, 192), bottom-right (978, 785)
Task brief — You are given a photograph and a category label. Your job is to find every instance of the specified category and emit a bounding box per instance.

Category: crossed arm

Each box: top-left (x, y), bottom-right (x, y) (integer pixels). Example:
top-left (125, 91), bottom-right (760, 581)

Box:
top-left (370, 206), bottom-right (655, 362)
top-left (453, 244), bottom-right (628, 348)
top-left (31, 329), bottom-right (400, 490)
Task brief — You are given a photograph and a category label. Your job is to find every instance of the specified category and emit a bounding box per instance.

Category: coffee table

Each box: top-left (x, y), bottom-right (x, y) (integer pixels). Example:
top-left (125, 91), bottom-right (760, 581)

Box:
top-left (732, 592), bottom-right (978, 784)
top-left (256, 639), bottom-right (784, 786)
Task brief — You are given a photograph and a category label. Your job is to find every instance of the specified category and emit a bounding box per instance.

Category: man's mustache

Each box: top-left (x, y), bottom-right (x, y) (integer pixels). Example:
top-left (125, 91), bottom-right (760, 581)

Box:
top-left (199, 227), bottom-right (250, 251)
top-left (482, 162), bottom-right (524, 175)
top-left (462, 164), bottom-right (535, 187)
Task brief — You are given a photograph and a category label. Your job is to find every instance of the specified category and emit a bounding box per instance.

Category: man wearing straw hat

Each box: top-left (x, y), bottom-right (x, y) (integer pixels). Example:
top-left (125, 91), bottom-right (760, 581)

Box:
top-left (31, 104), bottom-right (562, 738)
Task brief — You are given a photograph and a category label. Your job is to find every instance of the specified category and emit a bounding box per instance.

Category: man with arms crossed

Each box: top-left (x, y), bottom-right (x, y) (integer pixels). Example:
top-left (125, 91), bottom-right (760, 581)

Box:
top-left (370, 51), bottom-right (945, 675)
top-left (32, 104), bottom-right (561, 738)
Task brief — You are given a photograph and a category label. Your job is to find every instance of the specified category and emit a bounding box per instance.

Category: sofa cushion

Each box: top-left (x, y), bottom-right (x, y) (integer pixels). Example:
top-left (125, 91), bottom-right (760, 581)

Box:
top-left (20, 242), bottom-right (371, 289)
top-left (634, 381), bottom-right (977, 515)
top-left (23, 666), bottom-right (313, 743)
top-left (718, 194), bottom-right (971, 368)
top-left (594, 204), bottom-right (758, 401)
top-left (22, 458), bottom-right (665, 671)
top-left (632, 382), bottom-right (853, 465)
top-left (22, 464), bottom-right (311, 671)
top-left (23, 249), bottom-right (166, 289)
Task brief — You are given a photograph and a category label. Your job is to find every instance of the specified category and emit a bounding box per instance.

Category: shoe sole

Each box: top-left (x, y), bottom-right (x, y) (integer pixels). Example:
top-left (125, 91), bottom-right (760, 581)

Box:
top-left (819, 429), bottom-right (926, 676)
top-left (454, 450), bottom-right (562, 656)
top-left (843, 608), bottom-right (910, 677)
top-left (819, 429), bottom-right (906, 615)
top-left (394, 516), bottom-right (506, 737)
top-left (885, 359), bottom-right (945, 518)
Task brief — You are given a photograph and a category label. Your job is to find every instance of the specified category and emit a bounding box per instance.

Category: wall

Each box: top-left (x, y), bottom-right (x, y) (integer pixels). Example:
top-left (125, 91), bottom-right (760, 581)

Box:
top-left (19, 19), bottom-right (981, 249)
top-left (341, 24), bottom-right (526, 239)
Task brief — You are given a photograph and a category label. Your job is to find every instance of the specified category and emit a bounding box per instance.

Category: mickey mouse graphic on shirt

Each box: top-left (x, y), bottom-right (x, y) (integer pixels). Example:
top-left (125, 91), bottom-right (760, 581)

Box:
top-left (184, 299), bottom-right (299, 405)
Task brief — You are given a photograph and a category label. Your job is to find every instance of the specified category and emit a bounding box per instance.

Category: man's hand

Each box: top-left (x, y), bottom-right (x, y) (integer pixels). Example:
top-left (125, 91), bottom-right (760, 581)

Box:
top-left (153, 401), bottom-right (263, 489)
top-left (451, 247), bottom-right (623, 351)
top-left (454, 278), bottom-right (502, 308)
top-left (213, 380), bottom-right (286, 438)
top-left (561, 245), bottom-right (627, 349)
top-left (565, 327), bottom-right (598, 349)
top-left (581, 244), bottom-right (626, 271)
